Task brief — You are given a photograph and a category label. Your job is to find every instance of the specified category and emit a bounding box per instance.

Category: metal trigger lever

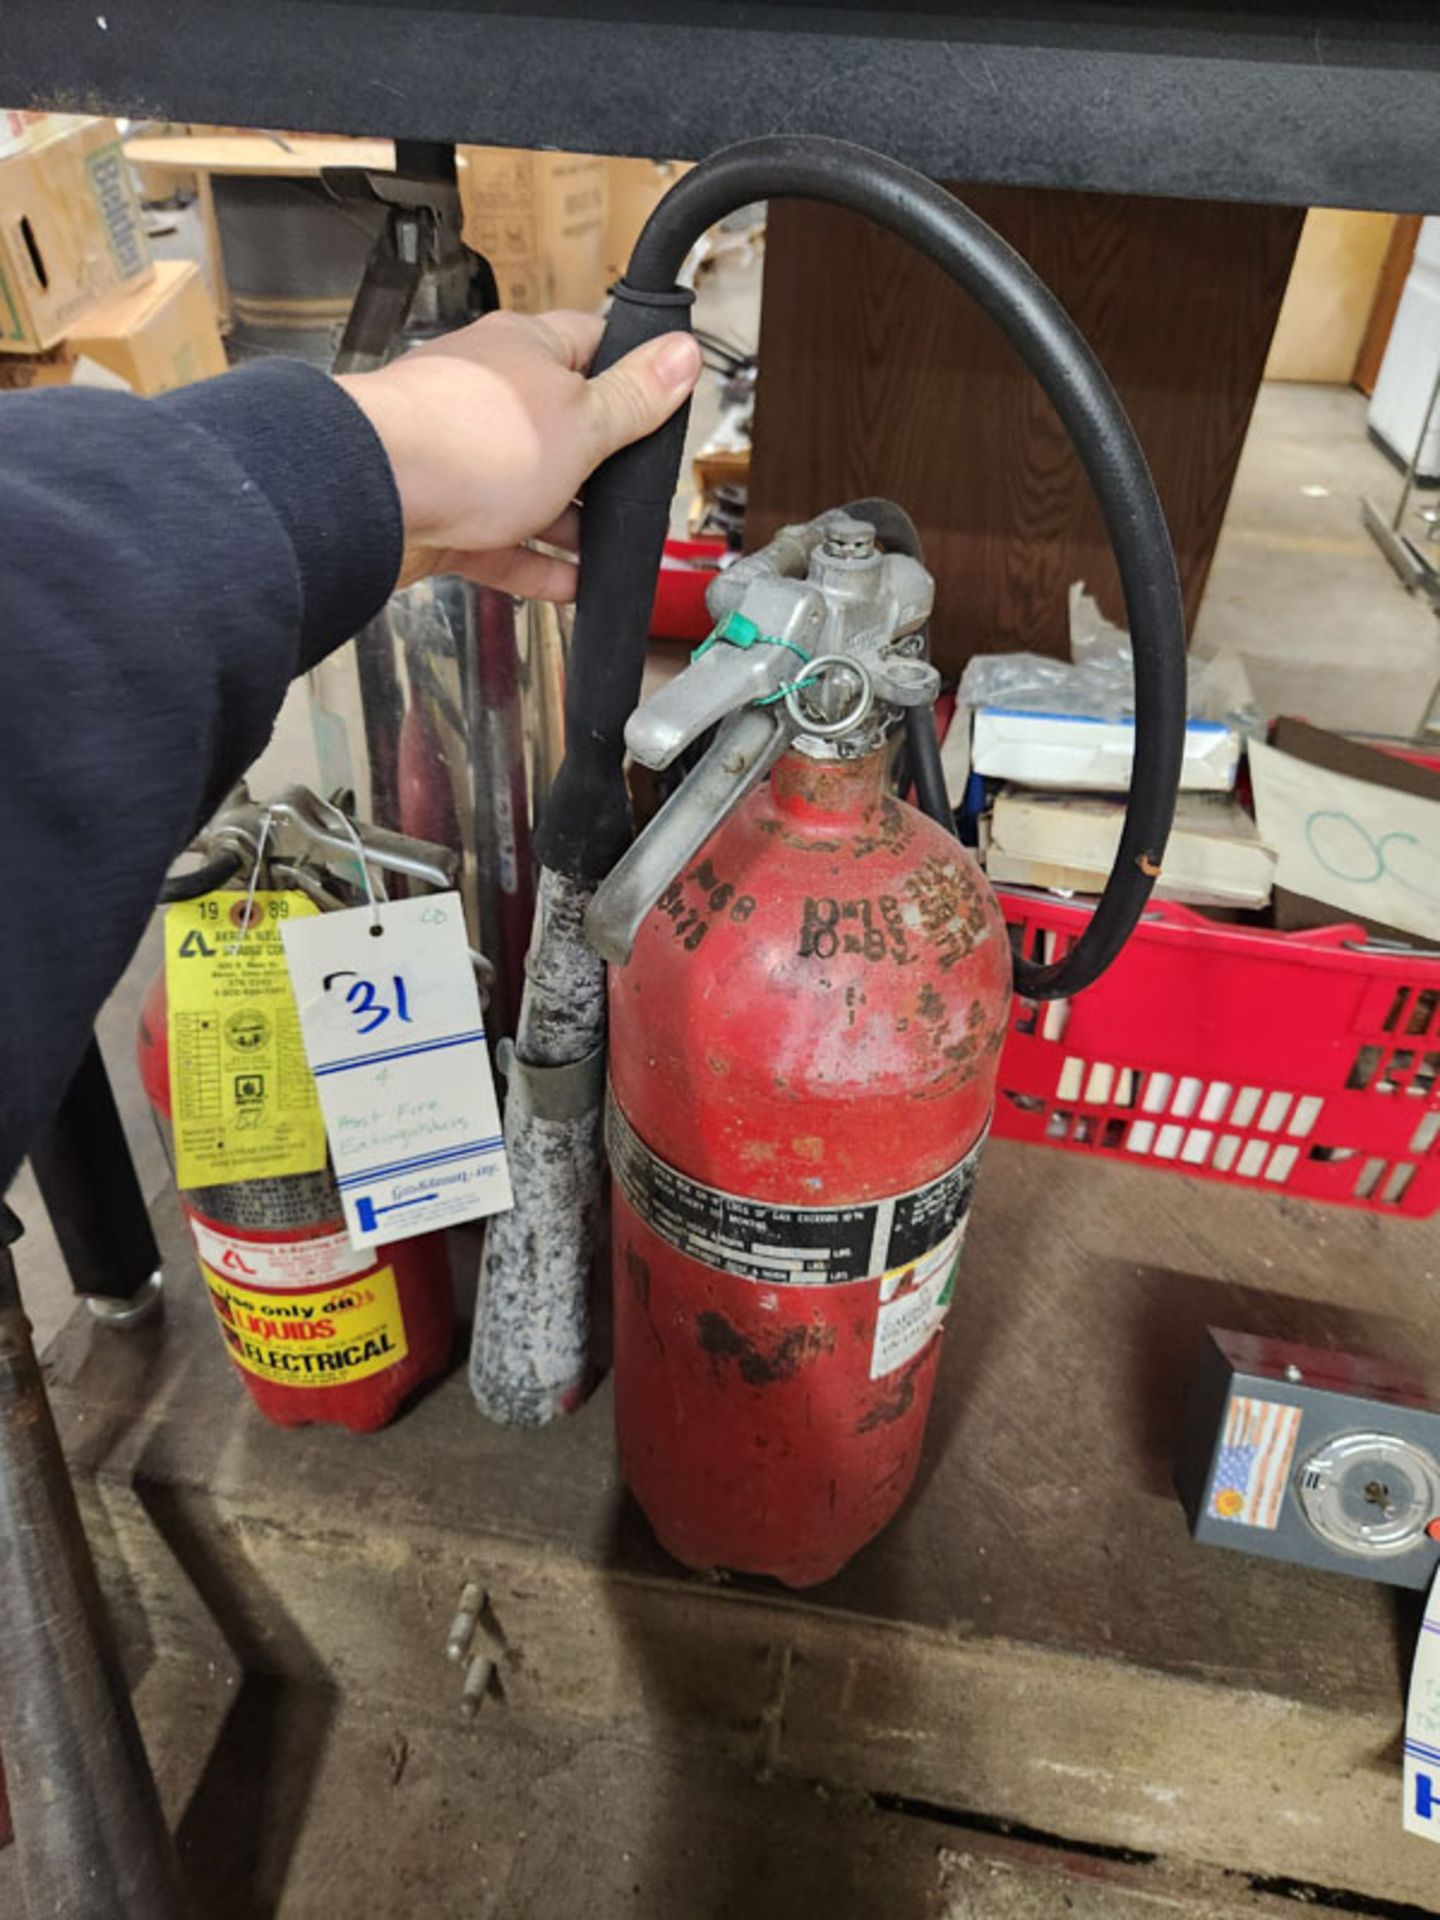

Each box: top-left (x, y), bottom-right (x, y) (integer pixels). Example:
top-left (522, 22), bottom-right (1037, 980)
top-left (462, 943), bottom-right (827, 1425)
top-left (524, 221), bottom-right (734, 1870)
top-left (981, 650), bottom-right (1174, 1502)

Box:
top-left (586, 706), bottom-right (792, 966)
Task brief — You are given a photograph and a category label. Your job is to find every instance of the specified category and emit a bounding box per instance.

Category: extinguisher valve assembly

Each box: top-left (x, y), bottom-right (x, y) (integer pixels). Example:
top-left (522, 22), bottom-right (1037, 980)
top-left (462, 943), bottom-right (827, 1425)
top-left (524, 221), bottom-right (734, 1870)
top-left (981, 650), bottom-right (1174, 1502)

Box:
top-left (587, 508), bottom-right (942, 965)
top-left (163, 781), bottom-right (458, 906)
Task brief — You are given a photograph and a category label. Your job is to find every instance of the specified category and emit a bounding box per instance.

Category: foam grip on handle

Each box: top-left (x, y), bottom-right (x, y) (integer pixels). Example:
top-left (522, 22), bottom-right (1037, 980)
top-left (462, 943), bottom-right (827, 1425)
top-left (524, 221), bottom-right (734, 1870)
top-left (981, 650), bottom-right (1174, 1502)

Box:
top-left (534, 282), bottom-right (696, 883)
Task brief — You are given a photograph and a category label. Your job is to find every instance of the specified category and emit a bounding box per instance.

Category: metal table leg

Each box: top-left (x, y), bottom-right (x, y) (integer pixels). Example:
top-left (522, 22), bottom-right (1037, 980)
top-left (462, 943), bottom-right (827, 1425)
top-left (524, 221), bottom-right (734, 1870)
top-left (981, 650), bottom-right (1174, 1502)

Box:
top-left (0, 1205), bottom-right (187, 1919)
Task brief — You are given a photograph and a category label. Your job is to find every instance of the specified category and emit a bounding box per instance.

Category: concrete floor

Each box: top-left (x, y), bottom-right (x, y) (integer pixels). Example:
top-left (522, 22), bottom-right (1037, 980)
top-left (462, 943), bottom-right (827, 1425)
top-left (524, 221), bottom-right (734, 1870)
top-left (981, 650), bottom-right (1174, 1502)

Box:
top-left (1193, 382), bottom-right (1440, 735)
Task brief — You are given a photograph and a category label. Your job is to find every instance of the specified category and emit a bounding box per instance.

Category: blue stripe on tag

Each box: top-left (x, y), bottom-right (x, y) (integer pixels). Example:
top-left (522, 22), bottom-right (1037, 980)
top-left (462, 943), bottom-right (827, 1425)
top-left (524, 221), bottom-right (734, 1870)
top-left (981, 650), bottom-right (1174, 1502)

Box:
top-left (312, 1030), bottom-right (488, 1077)
top-left (337, 1140), bottom-right (502, 1188)
top-left (337, 1136), bottom-right (505, 1188)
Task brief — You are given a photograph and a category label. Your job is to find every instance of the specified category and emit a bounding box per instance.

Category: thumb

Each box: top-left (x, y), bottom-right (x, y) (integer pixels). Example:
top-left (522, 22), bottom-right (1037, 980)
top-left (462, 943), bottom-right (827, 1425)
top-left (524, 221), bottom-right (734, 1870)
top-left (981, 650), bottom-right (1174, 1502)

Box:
top-left (582, 331), bottom-right (702, 463)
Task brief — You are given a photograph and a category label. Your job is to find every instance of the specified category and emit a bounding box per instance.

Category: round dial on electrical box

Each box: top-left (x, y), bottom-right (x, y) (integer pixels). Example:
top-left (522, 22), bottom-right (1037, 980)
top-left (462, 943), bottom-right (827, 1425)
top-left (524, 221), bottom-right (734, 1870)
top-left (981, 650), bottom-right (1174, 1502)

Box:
top-left (1296, 1430), bottom-right (1440, 1559)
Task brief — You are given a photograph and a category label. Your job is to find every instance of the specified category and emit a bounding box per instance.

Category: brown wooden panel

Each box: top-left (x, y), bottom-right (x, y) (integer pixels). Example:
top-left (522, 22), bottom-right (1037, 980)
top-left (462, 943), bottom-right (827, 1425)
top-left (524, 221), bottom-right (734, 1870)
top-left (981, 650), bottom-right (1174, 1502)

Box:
top-left (1353, 211), bottom-right (1421, 396)
top-left (748, 188), bottom-right (1303, 674)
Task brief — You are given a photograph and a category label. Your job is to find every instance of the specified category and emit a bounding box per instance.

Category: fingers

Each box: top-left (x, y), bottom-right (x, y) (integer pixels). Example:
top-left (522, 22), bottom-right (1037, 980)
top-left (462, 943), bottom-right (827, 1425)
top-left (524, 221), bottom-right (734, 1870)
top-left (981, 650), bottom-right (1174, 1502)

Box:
top-left (535, 503), bottom-right (581, 555)
top-left (449, 545), bottom-right (579, 602)
top-left (533, 309), bottom-right (606, 372)
top-left (581, 331), bottom-right (702, 465)
top-left (411, 308), bottom-right (604, 374)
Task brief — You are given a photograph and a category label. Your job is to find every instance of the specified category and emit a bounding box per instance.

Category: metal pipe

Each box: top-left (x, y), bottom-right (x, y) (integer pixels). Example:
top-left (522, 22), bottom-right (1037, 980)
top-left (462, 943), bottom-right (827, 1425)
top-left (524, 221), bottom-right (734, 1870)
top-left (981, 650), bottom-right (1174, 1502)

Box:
top-left (0, 1206), bottom-right (187, 1920)
top-left (1362, 361), bottom-right (1440, 605)
top-left (1390, 356), bottom-right (1440, 532)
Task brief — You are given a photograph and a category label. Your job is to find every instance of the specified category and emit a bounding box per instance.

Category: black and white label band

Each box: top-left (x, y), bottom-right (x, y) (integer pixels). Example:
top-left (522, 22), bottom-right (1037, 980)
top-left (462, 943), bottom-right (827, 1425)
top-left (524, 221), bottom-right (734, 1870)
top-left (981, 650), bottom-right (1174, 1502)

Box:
top-left (606, 1093), bottom-right (987, 1288)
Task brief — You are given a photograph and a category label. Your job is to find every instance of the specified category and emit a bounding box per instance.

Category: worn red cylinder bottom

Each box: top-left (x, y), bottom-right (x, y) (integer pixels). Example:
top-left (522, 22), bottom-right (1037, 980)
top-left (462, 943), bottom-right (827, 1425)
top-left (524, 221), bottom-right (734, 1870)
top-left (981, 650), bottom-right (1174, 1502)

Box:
top-left (612, 1193), bottom-right (955, 1585)
top-left (177, 1198), bottom-right (454, 1433)
top-left (609, 747), bottom-right (1010, 1586)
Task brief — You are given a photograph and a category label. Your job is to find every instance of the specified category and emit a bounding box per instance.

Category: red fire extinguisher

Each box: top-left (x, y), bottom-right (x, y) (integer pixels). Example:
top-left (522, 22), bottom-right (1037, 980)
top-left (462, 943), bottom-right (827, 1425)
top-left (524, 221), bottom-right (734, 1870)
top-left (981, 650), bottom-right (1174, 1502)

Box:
top-left (142, 790), bottom-right (460, 1433)
top-left (584, 492), bottom-right (1182, 1586)
top-left (610, 753), bottom-right (1007, 1586)
top-left (590, 510), bottom-right (1015, 1583)
top-left (515, 139), bottom-right (1185, 1588)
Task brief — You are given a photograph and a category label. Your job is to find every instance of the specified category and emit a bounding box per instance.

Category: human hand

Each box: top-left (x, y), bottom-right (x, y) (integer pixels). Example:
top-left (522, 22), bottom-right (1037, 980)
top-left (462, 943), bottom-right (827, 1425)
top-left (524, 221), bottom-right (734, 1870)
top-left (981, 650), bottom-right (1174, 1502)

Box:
top-left (337, 309), bottom-right (702, 600)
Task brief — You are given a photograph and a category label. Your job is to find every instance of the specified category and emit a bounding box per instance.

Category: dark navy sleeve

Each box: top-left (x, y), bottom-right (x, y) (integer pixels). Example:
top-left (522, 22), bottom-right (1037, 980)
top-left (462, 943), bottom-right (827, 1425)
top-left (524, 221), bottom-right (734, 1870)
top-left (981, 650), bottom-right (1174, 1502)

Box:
top-left (0, 358), bottom-right (403, 1185)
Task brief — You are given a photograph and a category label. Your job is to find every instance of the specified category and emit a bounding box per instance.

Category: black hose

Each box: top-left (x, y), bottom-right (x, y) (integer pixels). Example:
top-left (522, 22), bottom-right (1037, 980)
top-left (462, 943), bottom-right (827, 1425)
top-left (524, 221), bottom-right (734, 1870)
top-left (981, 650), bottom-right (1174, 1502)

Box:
top-left (157, 849), bottom-right (242, 902)
top-left (541, 134), bottom-right (1186, 999)
top-left (905, 705), bottom-right (956, 835)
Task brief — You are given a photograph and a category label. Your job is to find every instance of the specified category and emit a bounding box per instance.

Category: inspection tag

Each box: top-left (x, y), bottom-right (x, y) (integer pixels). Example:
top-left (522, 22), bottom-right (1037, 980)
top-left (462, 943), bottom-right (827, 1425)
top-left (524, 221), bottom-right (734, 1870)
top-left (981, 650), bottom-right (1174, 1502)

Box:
top-left (1405, 1564), bottom-right (1440, 1840)
top-left (281, 892), bottom-right (512, 1248)
top-left (165, 890), bottom-right (329, 1190)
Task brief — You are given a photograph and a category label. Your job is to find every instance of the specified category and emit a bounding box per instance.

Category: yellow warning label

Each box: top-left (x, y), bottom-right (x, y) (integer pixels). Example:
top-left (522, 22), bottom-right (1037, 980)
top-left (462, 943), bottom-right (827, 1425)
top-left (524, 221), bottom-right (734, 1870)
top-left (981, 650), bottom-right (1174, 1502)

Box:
top-left (165, 891), bottom-right (328, 1189)
top-left (202, 1263), bottom-right (408, 1388)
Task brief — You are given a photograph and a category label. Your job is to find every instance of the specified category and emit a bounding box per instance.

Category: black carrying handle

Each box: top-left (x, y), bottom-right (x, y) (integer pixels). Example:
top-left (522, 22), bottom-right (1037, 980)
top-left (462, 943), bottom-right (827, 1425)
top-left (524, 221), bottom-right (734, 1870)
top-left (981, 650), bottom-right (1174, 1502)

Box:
top-left (537, 135), bottom-right (1187, 999)
top-left (533, 284), bottom-right (696, 882)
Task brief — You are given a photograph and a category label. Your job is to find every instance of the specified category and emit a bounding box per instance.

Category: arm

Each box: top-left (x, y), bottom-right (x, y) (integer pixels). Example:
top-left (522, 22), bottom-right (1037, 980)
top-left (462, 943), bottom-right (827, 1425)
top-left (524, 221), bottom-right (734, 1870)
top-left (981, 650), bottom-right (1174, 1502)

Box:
top-left (0, 313), bottom-right (699, 1185)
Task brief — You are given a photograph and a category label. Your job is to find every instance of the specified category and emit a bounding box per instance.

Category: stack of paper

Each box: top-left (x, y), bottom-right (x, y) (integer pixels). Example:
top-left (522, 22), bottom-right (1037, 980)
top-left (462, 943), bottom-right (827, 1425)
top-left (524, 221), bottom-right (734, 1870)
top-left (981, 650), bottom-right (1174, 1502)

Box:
top-left (986, 789), bottom-right (1277, 910)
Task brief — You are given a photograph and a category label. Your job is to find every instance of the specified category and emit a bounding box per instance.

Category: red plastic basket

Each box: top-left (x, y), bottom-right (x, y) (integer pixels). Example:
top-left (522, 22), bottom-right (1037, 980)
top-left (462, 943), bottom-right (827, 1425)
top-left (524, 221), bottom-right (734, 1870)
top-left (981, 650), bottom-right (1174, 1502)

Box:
top-left (994, 891), bottom-right (1440, 1217)
top-left (650, 535), bottom-right (727, 642)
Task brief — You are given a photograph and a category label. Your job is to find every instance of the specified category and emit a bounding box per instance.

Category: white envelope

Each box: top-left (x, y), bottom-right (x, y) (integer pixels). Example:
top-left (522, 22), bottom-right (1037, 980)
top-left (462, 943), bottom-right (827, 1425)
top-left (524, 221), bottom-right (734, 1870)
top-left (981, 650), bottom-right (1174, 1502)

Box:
top-left (971, 708), bottom-right (1240, 792)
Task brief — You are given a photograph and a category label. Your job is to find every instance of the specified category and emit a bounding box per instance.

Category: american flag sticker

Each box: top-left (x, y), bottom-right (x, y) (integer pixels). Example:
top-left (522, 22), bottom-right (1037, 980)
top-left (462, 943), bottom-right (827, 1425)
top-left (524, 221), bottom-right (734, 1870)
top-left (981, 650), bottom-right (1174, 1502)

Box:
top-left (1207, 1395), bottom-right (1303, 1530)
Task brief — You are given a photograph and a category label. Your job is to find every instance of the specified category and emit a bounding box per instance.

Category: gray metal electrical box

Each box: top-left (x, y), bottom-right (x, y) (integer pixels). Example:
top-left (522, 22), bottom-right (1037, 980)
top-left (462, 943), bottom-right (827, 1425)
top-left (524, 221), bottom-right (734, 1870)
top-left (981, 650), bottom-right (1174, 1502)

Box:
top-left (1176, 1328), bottom-right (1440, 1590)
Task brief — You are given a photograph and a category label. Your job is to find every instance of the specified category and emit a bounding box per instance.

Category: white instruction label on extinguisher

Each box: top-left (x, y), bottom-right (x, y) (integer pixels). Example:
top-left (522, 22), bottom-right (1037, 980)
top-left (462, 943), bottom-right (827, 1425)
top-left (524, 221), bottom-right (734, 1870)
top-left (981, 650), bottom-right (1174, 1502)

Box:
top-left (871, 1221), bottom-right (967, 1380)
top-left (187, 1217), bottom-right (373, 1291)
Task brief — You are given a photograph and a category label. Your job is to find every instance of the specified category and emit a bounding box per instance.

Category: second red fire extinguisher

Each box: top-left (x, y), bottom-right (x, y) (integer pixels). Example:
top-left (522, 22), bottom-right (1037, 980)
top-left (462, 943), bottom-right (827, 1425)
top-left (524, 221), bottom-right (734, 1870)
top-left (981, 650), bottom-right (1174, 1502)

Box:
top-left (144, 788), bottom-right (463, 1433)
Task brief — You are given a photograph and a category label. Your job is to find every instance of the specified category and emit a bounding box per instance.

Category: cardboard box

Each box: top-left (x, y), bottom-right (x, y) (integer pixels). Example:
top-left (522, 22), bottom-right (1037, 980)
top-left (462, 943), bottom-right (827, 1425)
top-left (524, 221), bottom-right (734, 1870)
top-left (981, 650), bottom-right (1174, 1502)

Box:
top-left (0, 115), bottom-right (152, 351)
top-left (458, 147), bottom-right (608, 313)
top-left (1, 110), bottom-right (47, 154)
top-left (66, 258), bottom-right (226, 394)
top-left (986, 788), bottom-right (1275, 909)
top-left (1259, 718), bottom-right (1440, 944)
top-left (604, 157), bottom-right (690, 285)
top-left (1265, 209), bottom-right (1397, 384)
top-left (0, 345), bottom-right (72, 391)
top-left (0, 259), bottom-right (225, 395)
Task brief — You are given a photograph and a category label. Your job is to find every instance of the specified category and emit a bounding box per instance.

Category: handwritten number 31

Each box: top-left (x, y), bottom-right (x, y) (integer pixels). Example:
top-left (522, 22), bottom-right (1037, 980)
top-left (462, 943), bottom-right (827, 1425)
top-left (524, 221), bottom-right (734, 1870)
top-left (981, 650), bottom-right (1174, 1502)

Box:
top-left (322, 971), bottom-right (413, 1037)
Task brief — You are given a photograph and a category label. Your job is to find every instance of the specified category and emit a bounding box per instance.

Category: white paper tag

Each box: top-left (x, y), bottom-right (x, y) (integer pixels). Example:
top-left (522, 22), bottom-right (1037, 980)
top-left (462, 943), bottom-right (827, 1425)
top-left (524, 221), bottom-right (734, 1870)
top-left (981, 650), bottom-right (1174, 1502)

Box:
top-left (281, 894), bottom-right (513, 1248)
top-left (1405, 1562), bottom-right (1440, 1840)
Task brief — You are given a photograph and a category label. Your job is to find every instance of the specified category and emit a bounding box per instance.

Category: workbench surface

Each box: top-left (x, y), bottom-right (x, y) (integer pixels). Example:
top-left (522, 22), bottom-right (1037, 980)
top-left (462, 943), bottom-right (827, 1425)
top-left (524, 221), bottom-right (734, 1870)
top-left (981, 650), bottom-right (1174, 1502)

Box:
top-left (42, 1136), bottom-right (1440, 1906)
